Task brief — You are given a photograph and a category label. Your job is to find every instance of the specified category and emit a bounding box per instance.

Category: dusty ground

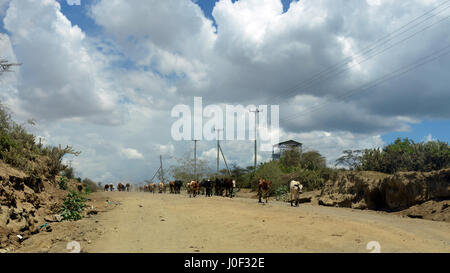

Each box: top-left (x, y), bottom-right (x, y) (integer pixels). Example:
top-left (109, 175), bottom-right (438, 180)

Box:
top-left (11, 191), bottom-right (450, 253)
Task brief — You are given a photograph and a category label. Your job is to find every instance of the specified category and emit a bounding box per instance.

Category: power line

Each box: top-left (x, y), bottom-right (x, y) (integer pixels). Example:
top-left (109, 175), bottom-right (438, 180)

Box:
top-left (281, 43), bottom-right (450, 123)
top-left (267, 4), bottom-right (450, 105)
top-left (201, 1), bottom-right (450, 108)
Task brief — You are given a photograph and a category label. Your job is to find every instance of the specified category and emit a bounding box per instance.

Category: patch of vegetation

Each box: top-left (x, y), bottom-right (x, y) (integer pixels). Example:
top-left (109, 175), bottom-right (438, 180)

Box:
top-left (336, 138), bottom-right (450, 174)
top-left (82, 178), bottom-right (100, 193)
top-left (58, 176), bottom-right (68, 190)
top-left (274, 185), bottom-right (289, 201)
top-left (61, 191), bottom-right (87, 221)
top-left (231, 148), bottom-right (332, 195)
top-left (62, 167), bottom-right (75, 179)
top-left (0, 103), bottom-right (81, 181)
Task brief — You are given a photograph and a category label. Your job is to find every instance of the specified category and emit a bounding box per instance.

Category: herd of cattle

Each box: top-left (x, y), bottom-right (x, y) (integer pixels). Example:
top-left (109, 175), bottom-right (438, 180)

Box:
top-left (104, 178), bottom-right (305, 206)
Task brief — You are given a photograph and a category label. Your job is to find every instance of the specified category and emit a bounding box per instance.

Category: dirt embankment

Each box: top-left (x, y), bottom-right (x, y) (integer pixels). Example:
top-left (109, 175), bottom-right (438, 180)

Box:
top-left (317, 169), bottom-right (450, 221)
top-left (0, 160), bottom-right (84, 249)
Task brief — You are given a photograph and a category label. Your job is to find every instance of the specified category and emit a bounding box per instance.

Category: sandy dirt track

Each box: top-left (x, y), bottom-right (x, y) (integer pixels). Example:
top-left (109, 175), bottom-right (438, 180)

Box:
top-left (14, 191), bottom-right (450, 253)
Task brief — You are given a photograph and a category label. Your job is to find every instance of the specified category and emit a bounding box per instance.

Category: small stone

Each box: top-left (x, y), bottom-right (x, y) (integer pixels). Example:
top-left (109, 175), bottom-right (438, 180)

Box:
top-left (54, 214), bottom-right (63, 222)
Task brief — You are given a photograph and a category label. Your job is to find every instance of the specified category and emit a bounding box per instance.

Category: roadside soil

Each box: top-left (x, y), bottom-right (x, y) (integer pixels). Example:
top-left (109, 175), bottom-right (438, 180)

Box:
top-left (11, 191), bottom-right (450, 253)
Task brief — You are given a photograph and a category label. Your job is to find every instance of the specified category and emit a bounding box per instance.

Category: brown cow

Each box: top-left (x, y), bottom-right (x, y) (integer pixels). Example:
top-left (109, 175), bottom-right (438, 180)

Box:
top-left (118, 182), bottom-right (126, 192)
top-left (187, 181), bottom-right (199, 198)
top-left (169, 181), bottom-right (175, 194)
top-left (143, 185), bottom-right (149, 192)
top-left (223, 177), bottom-right (234, 198)
top-left (104, 184), bottom-right (110, 191)
top-left (257, 178), bottom-right (271, 203)
top-left (149, 183), bottom-right (156, 193)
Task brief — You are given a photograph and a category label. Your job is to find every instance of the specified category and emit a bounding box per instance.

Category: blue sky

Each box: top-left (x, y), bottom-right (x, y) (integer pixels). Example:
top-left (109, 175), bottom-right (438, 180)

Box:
top-left (382, 119), bottom-right (449, 144)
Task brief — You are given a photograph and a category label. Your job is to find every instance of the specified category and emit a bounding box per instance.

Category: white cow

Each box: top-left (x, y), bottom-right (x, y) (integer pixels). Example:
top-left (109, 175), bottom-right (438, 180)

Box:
top-left (289, 180), bottom-right (303, 207)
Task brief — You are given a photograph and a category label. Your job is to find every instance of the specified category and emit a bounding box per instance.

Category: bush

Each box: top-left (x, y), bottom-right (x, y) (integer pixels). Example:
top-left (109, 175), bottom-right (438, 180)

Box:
top-left (0, 103), bottom-right (80, 179)
top-left (82, 178), bottom-right (99, 193)
top-left (61, 191), bottom-right (86, 221)
top-left (274, 185), bottom-right (289, 201)
top-left (58, 176), bottom-right (68, 190)
top-left (299, 151), bottom-right (327, 171)
top-left (254, 161), bottom-right (286, 194)
top-left (280, 147), bottom-right (302, 171)
top-left (360, 138), bottom-right (450, 173)
top-left (62, 167), bottom-right (75, 179)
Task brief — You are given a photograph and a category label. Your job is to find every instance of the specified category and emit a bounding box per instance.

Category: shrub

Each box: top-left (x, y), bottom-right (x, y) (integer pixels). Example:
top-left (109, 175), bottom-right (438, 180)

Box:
top-left (61, 191), bottom-right (86, 221)
top-left (280, 147), bottom-right (302, 171)
top-left (62, 167), bottom-right (75, 179)
top-left (274, 185), bottom-right (289, 201)
top-left (288, 169), bottom-right (325, 191)
top-left (254, 161), bottom-right (285, 194)
top-left (58, 176), bottom-right (68, 190)
top-left (0, 103), bottom-right (80, 179)
top-left (299, 151), bottom-right (327, 171)
top-left (82, 178), bottom-right (99, 193)
top-left (359, 138), bottom-right (450, 173)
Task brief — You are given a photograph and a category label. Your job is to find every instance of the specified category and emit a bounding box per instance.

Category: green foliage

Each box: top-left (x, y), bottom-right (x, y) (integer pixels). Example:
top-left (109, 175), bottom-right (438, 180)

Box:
top-left (58, 176), bottom-right (68, 190)
top-left (0, 103), bottom-right (80, 179)
top-left (335, 150), bottom-right (363, 170)
top-left (274, 185), bottom-right (289, 201)
top-left (233, 149), bottom-right (331, 194)
top-left (62, 167), bottom-right (75, 179)
top-left (280, 147), bottom-right (302, 171)
top-left (288, 169), bottom-right (325, 191)
top-left (0, 104), bottom-right (39, 171)
top-left (359, 138), bottom-right (450, 173)
top-left (254, 161), bottom-right (285, 194)
top-left (299, 151), bottom-right (327, 171)
top-left (82, 178), bottom-right (97, 194)
top-left (61, 191), bottom-right (86, 221)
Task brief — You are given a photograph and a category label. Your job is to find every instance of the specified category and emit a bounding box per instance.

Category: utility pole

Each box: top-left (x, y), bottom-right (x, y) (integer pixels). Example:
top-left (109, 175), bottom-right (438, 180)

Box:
top-left (159, 155), bottom-right (164, 183)
top-left (215, 128), bottom-right (223, 176)
top-left (193, 140), bottom-right (199, 181)
top-left (250, 107), bottom-right (262, 173)
top-left (219, 145), bottom-right (231, 177)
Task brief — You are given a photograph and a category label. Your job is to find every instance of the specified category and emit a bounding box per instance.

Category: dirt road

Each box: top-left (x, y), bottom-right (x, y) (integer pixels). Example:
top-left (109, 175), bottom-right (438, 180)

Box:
top-left (14, 191), bottom-right (450, 253)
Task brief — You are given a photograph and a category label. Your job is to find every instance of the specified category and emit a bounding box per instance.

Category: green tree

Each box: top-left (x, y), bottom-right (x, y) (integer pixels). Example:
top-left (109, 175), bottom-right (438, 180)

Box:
top-left (299, 150), bottom-right (327, 170)
top-left (280, 147), bottom-right (302, 170)
top-left (360, 138), bottom-right (450, 173)
top-left (335, 150), bottom-right (363, 170)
